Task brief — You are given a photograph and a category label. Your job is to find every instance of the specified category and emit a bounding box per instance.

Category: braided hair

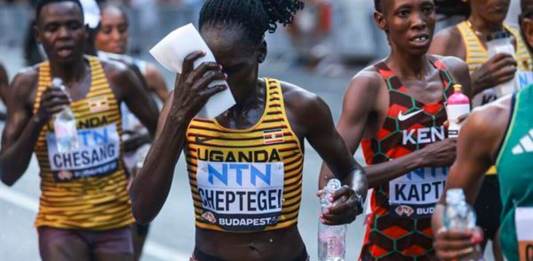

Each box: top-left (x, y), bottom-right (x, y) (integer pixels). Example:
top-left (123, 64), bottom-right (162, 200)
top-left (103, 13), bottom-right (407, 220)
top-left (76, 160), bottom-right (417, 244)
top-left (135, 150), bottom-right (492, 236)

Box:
top-left (374, 0), bottom-right (383, 12)
top-left (199, 0), bottom-right (304, 44)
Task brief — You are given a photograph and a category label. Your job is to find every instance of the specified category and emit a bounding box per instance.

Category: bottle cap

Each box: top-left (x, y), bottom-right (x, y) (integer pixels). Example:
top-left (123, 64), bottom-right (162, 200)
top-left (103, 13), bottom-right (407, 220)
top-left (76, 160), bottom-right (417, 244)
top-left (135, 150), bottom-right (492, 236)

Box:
top-left (51, 78), bottom-right (64, 90)
top-left (446, 188), bottom-right (465, 204)
top-left (326, 178), bottom-right (342, 192)
top-left (453, 84), bottom-right (463, 92)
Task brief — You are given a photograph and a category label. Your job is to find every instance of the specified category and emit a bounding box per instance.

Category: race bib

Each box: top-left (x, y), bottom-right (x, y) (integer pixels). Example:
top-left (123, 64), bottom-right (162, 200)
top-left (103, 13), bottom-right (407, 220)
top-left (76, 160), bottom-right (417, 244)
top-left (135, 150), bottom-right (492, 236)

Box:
top-left (516, 207), bottom-right (533, 261)
top-left (196, 160), bottom-right (284, 232)
top-left (389, 167), bottom-right (448, 218)
top-left (46, 124), bottom-right (120, 182)
top-left (516, 71), bottom-right (533, 91)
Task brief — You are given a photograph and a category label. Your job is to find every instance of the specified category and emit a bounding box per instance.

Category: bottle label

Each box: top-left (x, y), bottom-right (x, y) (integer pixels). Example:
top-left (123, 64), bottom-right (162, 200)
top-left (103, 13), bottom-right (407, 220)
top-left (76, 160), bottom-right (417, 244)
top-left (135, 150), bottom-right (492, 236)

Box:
top-left (47, 123), bottom-right (121, 181)
top-left (389, 167), bottom-right (448, 218)
top-left (195, 160), bottom-right (285, 232)
top-left (446, 104), bottom-right (470, 138)
top-left (515, 207), bottom-right (533, 261)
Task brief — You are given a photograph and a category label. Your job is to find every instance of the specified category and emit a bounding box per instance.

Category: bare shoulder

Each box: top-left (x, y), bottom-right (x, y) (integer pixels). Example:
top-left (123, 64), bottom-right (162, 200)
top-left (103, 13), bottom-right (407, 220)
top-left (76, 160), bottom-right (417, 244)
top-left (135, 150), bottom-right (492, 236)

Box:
top-left (347, 65), bottom-right (384, 96)
top-left (280, 80), bottom-right (325, 113)
top-left (462, 95), bottom-right (512, 146)
top-left (430, 26), bottom-right (465, 57)
top-left (100, 58), bottom-right (131, 79)
top-left (11, 66), bottom-right (39, 104)
top-left (437, 55), bottom-right (469, 80)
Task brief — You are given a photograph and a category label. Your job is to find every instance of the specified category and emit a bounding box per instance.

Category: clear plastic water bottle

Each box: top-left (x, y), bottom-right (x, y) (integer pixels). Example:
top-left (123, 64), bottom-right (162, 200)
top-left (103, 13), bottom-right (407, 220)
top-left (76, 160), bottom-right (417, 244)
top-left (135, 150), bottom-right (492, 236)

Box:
top-left (443, 189), bottom-right (484, 261)
top-left (52, 78), bottom-right (79, 153)
top-left (318, 178), bottom-right (346, 261)
top-left (486, 31), bottom-right (517, 97)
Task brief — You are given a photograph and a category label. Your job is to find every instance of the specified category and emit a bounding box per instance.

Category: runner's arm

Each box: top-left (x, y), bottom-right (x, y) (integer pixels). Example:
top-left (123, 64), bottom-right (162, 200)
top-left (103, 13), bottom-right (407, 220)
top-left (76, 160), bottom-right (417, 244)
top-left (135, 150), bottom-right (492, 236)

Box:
top-left (130, 52), bottom-right (226, 224)
top-left (0, 72), bottom-right (67, 185)
top-left (144, 63), bottom-right (169, 103)
top-left (115, 67), bottom-right (159, 137)
top-left (318, 73), bottom-right (376, 188)
top-left (432, 100), bottom-right (509, 229)
top-left (290, 85), bottom-right (367, 225)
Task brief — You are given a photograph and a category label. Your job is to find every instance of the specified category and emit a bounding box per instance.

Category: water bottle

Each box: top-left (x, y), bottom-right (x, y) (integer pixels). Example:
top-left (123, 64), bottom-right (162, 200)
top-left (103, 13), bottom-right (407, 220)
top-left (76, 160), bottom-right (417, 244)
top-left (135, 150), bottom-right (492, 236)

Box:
top-left (318, 178), bottom-right (346, 261)
top-left (52, 78), bottom-right (79, 153)
top-left (486, 31), bottom-right (517, 97)
top-left (443, 189), bottom-right (484, 261)
top-left (446, 84), bottom-right (470, 138)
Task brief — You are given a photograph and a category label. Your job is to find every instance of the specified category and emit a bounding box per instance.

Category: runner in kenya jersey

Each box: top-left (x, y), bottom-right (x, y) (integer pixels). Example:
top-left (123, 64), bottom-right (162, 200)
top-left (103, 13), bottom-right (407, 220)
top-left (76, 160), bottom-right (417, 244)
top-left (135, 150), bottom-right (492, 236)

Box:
top-left (319, 0), bottom-right (472, 259)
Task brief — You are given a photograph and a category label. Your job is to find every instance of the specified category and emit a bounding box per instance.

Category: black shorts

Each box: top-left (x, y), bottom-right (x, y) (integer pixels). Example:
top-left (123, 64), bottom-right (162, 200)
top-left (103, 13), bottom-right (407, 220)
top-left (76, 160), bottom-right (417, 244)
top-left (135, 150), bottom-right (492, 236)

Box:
top-left (474, 175), bottom-right (502, 241)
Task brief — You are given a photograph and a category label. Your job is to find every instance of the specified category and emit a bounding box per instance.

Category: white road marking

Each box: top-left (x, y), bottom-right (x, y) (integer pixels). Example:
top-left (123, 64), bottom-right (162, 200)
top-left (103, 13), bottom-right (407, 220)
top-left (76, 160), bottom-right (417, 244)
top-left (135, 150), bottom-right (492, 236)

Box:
top-left (0, 186), bottom-right (189, 261)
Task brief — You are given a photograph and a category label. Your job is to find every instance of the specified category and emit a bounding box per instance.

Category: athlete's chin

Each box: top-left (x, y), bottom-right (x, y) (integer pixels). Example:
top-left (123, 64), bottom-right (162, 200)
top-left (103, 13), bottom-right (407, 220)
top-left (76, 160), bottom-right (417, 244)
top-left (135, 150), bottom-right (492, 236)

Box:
top-left (406, 46), bottom-right (430, 56)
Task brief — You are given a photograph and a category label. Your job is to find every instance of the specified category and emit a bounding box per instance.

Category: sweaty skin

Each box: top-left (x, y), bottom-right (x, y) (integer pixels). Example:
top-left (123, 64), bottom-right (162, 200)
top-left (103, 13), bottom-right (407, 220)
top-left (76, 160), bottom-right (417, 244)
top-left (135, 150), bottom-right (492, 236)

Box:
top-left (432, 97), bottom-right (510, 260)
top-left (320, 0), bottom-right (471, 189)
top-left (130, 23), bottom-right (366, 261)
top-left (429, 0), bottom-right (517, 98)
top-left (433, 2), bottom-right (533, 259)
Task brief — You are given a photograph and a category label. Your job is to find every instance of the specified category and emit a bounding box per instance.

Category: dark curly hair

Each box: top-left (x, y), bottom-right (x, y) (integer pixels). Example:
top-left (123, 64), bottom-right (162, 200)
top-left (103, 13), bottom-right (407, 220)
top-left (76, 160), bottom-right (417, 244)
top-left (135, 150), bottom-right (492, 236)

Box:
top-left (199, 0), bottom-right (304, 44)
top-left (374, 0), bottom-right (383, 12)
top-left (36, 0), bottom-right (83, 24)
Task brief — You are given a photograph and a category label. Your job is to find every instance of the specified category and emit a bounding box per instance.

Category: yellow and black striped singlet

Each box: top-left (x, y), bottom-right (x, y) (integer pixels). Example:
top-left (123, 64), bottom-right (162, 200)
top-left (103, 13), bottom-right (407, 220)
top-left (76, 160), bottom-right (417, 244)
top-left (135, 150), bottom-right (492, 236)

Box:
top-left (457, 21), bottom-right (532, 103)
top-left (185, 78), bottom-right (304, 233)
top-left (457, 21), bottom-right (533, 175)
top-left (33, 56), bottom-right (134, 230)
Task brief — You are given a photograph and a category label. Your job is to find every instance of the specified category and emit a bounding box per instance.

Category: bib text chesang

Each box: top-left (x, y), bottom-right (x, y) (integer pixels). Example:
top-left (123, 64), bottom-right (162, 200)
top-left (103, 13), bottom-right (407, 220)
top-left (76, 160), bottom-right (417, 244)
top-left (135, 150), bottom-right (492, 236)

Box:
top-left (47, 124), bottom-right (120, 179)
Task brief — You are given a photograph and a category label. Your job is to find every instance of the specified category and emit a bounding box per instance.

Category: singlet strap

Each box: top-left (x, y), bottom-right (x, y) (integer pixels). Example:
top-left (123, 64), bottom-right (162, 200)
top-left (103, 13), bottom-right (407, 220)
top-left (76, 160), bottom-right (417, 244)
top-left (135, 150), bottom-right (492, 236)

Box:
top-left (373, 56), bottom-right (455, 95)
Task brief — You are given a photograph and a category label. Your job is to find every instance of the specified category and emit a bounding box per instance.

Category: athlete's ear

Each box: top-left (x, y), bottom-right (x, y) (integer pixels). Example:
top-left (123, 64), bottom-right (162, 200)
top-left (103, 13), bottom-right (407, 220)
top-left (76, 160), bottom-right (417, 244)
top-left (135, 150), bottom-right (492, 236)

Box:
top-left (373, 11), bottom-right (388, 33)
top-left (33, 20), bottom-right (42, 43)
top-left (257, 40), bottom-right (267, 64)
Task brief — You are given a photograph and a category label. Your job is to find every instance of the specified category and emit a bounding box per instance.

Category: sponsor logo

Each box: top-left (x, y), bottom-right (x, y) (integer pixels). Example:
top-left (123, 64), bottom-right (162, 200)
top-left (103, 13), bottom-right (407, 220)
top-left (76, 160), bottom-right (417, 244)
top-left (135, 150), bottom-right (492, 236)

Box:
top-left (512, 129), bottom-right (533, 155)
top-left (395, 205), bottom-right (414, 217)
top-left (397, 110), bottom-right (423, 122)
top-left (195, 135), bottom-right (214, 144)
top-left (196, 160), bottom-right (285, 230)
top-left (402, 126), bottom-right (446, 145)
top-left (201, 211), bottom-right (217, 224)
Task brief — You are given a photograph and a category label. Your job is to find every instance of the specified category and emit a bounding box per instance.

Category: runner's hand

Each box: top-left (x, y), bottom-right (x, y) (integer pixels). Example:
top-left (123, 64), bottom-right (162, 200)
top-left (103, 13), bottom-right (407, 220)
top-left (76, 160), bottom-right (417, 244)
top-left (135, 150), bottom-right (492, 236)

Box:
top-left (420, 138), bottom-right (457, 167)
top-left (320, 185), bottom-right (363, 225)
top-left (472, 53), bottom-right (517, 93)
top-left (434, 227), bottom-right (484, 261)
top-left (171, 51), bottom-right (227, 121)
top-left (36, 87), bottom-right (71, 123)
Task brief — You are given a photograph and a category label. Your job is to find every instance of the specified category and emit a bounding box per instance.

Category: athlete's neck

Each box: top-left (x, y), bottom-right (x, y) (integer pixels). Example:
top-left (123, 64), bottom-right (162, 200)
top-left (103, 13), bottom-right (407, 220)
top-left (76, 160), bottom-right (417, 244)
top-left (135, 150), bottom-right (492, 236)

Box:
top-left (468, 15), bottom-right (505, 38)
top-left (50, 56), bottom-right (88, 87)
top-left (229, 79), bottom-right (262, 114)
top-left (387, 51), bottom-right (430, 80)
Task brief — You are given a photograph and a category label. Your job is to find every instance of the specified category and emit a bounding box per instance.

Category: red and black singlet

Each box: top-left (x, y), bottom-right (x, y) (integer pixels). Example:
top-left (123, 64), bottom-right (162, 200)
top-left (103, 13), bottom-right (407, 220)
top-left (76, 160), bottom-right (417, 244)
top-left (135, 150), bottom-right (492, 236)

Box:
top-left (360, 57), bottom-right (455, 260)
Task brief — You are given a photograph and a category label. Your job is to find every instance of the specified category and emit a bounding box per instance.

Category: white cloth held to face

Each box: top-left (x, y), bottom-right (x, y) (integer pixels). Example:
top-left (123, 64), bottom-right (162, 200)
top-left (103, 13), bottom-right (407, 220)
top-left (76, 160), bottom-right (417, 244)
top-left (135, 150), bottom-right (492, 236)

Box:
top-left (149, 23), bottom-right (236, 119)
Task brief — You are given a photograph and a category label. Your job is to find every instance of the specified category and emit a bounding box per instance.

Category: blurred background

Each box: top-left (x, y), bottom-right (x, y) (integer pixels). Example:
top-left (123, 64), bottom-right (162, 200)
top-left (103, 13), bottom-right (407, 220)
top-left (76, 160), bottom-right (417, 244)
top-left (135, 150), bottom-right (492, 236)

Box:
top-left (0, 0), bottom-right (522, 260)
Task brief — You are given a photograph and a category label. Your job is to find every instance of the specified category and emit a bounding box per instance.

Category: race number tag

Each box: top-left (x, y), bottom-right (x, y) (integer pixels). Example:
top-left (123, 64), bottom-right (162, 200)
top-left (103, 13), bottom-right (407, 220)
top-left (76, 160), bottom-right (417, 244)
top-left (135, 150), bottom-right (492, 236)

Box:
top-left (516, 207), bottom-right (533, 261)
top-left (47, 124), bottom-right (120, 182)
top-left (196, 160), bottom-right (284, 232)
top-left (389, 167), bottom-right (448, 218)
top-left (516, 71), bottom-right (533, 91)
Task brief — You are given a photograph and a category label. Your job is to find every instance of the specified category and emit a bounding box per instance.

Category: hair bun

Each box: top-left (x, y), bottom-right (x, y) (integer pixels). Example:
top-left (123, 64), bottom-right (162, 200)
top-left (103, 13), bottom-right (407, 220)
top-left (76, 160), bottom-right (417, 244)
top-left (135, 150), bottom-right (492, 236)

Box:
top-left (261, 0), bottom-right (304, 33)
